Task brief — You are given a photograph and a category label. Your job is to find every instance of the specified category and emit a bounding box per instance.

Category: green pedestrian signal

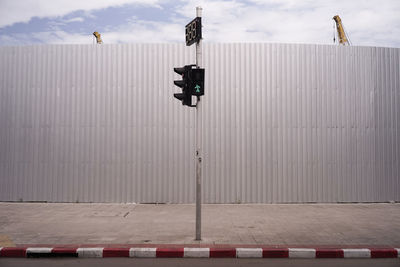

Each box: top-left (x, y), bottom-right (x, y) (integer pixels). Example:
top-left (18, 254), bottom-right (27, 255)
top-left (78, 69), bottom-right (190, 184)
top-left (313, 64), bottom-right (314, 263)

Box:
top-left (190, 68), bottom-right (204, 96)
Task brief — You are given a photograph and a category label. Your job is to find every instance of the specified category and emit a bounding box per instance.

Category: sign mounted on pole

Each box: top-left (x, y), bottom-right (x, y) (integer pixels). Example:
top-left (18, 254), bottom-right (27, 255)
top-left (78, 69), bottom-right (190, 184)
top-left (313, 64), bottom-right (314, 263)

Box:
top-left (171, 6), bottom-right (204, 241)
top-left (173, 65), bottom-right (204, 106)
top-left (185, 17), bottom-right (202, 46)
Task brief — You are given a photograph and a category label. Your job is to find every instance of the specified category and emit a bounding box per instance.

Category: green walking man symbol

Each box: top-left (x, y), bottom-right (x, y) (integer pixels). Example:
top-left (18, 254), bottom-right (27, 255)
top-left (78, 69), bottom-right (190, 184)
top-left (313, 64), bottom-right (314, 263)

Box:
top-left (194, 84), bottom-right (201, 93)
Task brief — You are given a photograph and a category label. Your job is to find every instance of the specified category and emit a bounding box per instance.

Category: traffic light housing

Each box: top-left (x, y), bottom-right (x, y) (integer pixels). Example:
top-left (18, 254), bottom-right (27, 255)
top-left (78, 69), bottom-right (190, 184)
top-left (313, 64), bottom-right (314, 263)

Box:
top-left (189, 68), bottom-right (204, 96)
top-left (174, 65), bottom-right (192, 106)
top-left (173, 65), bottom-right (205, 106)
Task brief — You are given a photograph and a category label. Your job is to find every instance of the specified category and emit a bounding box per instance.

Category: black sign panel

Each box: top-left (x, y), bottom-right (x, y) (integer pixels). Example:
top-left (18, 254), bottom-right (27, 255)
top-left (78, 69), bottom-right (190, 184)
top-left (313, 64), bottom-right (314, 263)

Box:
top-left (185, 17), bottom-right (202, 46)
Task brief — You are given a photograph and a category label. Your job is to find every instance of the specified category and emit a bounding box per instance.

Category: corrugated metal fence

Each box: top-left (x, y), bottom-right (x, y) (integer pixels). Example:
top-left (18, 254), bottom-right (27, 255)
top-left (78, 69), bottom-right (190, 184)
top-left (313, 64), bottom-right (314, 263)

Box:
top-left (0, 43), bottom-right (399, 203)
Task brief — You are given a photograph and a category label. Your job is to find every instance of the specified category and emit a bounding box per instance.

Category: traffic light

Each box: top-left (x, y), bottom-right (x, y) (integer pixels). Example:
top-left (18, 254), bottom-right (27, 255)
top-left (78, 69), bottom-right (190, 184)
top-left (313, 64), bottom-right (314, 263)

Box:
top-left (173, 65), bottom-right (205, 106)
top-left (174, 65), bottom-right (192, 106)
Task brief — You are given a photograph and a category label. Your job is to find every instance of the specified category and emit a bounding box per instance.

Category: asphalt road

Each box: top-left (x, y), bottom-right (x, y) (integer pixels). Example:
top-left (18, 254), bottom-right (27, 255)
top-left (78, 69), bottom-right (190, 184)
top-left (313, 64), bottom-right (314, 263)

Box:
top-left (0, 258), bottom-right (399, 267)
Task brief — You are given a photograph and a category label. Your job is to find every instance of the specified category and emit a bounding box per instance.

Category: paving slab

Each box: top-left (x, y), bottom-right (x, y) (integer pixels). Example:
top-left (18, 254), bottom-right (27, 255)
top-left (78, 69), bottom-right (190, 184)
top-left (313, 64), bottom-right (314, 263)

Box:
top-left (0, 203), bottom-right (399, 247)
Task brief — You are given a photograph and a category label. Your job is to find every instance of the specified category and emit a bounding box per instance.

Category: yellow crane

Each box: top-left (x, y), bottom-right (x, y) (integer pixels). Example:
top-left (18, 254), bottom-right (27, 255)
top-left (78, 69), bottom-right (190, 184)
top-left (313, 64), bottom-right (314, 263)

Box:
top-left (333, 15), bottom-right (350, 45)
top-left (93, 31), bottom-right (103, 44)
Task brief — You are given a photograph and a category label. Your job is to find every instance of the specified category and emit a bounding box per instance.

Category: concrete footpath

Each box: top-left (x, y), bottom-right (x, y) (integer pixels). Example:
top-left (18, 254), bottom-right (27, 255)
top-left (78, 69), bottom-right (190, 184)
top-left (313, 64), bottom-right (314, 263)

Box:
top-left (0, 202), bottom-right (399, 247)
top-left (1, 203), bottom-right (400, 259)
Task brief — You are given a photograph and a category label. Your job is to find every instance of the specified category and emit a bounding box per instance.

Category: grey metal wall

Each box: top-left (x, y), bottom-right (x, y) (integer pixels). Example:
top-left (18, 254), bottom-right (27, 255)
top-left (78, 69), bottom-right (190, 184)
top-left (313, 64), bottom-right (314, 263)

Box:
top-left (0, 43), bottom-right (399, 203)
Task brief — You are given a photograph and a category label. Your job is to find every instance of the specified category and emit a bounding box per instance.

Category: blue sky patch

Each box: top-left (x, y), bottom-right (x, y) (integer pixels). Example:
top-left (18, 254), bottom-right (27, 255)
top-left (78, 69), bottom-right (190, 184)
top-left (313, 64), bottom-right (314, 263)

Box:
top-left (0, 0), bottom-right (399, 47)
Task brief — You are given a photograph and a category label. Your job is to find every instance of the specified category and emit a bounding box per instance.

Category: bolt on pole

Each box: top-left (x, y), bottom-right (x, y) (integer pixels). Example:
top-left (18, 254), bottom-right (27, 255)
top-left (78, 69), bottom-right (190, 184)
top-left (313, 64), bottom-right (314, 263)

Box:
top-left (195, 6), bottom-right (202, 241)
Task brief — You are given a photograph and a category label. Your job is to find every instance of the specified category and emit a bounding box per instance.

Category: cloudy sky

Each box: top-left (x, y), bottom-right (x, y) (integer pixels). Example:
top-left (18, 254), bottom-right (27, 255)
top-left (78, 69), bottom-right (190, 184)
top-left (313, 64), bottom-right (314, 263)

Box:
top-left (0, 0), bottom-right (399, 47)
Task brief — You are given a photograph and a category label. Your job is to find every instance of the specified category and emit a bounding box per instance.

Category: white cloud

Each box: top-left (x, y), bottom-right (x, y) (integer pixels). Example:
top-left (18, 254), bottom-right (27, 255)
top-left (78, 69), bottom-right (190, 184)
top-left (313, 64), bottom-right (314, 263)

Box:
top-left (0, 0), bottom-right (399, 47)
top-left (63, 17), bottom-right (85, 23)
top-left (0, 19), bottom-right (183, 45)
top-left (0, 31), bottom-right (91, 45)
top-left (102, 20), bottom-right (183, 43)
top-left (176, 0), bottom-right (400, 47)
top-left (0, 0), bottom-right (161, 28)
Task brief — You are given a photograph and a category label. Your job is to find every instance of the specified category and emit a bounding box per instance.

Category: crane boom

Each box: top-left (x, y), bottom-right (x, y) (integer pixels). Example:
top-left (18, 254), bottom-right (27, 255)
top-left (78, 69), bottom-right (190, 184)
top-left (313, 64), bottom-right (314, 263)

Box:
top-left (333, 15), bottom-right (349, 45)
top-left (93, 31), bottom-right (103, 44)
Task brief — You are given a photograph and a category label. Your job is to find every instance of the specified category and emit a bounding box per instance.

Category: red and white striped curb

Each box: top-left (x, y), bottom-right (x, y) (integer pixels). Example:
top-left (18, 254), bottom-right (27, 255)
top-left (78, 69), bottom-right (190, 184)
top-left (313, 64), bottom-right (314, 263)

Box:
top-left (0, 247), bottom-right (399, 258)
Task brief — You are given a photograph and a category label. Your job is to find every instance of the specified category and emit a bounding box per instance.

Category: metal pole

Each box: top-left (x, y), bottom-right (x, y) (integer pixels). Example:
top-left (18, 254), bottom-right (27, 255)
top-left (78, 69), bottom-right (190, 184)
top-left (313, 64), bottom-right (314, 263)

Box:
top-left (195, 6), bottom-right (202, 241)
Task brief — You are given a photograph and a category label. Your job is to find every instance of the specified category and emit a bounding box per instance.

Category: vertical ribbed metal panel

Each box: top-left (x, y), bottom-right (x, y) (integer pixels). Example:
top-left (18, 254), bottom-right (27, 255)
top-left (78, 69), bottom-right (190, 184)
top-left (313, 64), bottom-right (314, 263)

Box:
top-left (0, 43), bottom-right (399, 203)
